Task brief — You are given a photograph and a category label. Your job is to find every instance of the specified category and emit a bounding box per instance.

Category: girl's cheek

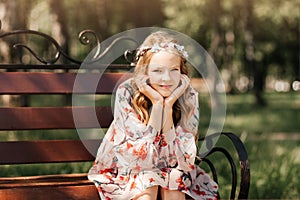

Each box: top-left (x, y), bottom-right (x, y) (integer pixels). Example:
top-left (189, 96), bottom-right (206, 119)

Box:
top-left (149, 74), bottom-right (160, 83)
top-left (171, 73), bottom-right (181, 83)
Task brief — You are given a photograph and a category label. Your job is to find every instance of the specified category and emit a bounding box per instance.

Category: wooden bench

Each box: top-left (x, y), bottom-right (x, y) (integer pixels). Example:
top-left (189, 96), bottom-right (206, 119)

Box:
top-left (0, 28), bottom-right (250, 199)
top-left (0, 64), bottom-right (250, 199)
top-left (0, 64), bottom-right (126, 200)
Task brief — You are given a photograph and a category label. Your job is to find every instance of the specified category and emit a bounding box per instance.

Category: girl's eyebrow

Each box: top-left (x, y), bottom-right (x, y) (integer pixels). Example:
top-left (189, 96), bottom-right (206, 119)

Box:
top-left (149, 65), bottom-right (180, 69)
top-left (149, 66), bottom-right (163, 71)
top-left (150, 66), bottom-right (163, 69)
top-left (170, 65), bottom-right (180, 69)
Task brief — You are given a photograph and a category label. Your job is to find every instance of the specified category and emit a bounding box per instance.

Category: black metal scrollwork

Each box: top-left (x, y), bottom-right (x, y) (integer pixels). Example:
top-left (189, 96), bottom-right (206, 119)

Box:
top-left (0, 20), bottom-right (138, 65)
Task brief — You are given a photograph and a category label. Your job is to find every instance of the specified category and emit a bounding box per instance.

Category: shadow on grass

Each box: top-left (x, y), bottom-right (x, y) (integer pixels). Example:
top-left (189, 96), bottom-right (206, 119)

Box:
top-left (223, 92), bottom-right (300, 135)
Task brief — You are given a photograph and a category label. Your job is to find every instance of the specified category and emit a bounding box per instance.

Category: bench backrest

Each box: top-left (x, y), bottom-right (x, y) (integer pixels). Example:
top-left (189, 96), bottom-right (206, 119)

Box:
top-left (0, 65), bottom-right (250, 199)
top-left (0, 65), bottom-right (129, 165)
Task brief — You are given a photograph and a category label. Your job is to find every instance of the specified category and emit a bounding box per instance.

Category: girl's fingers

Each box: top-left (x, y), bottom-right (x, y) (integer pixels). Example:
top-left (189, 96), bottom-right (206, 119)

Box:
top-left (176, 75), bottom-right (189, 93)
top-left (181, 74), bottom-right (190, 88)
top-left (135, 75), bottom-right (163, 103)
top-left (166, 75), bottom-right (190, 105)
top-left (135, 75), bottom-right (149, 89)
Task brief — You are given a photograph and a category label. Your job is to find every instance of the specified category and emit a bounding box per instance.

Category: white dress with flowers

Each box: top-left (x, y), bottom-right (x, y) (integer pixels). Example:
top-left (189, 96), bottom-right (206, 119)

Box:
top-left (88, 79), bottom-right (218, 200)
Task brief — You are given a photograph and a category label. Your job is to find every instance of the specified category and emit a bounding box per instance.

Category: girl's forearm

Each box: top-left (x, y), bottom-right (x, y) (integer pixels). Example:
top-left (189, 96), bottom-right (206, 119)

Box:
top-left (148, 103), bottom-right (164, 131)
top-left (162, 105), bottom-right (174, 133)
top-left (147, 102), bottom-right (175, 134)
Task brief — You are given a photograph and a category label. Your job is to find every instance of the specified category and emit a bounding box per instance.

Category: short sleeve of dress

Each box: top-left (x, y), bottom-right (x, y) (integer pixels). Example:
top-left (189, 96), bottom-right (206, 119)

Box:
top-left (111, 80), bottom-right (160, 170)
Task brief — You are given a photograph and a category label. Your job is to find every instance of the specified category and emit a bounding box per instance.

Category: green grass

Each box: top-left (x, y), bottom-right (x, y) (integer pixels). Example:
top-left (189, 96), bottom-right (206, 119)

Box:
top-left (1, 92), bottom-right (299, 199)
top-left (246, 140), bottom-right (300, 199)
top-left (200, 91), bottom-right (300, 135)
top-left (198, 91), bottom-right (300, 199)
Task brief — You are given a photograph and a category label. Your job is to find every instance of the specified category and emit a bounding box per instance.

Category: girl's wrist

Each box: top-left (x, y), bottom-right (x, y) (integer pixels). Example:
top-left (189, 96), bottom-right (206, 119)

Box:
top-left (164, 100), bottom-right (174, 109)
top-left (152, 100), bottom-right (164, 105)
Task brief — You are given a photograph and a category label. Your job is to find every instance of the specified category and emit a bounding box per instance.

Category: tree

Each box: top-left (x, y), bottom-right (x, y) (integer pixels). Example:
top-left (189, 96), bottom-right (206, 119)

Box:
top-left (0, 0), bottom-right (32, 63)
top-left (162, 0), bottom-right (299, 101)
top-left (0, 0), bottom-right (32, 106)
top-left (244, 0), bottom-right (266, 106)
top-left (49, 0), bottom-right (70, 63)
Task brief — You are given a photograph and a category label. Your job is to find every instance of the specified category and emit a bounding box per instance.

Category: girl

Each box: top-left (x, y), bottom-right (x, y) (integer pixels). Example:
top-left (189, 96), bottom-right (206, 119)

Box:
top-left (88, 31), bottom-right (218, 200)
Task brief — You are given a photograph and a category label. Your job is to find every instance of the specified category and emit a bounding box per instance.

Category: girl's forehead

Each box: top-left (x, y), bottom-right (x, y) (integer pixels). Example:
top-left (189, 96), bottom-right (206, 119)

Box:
top-left (148, 64), bottom-right (180, 69)
top-left (148, 51), bottom-right (181, 66)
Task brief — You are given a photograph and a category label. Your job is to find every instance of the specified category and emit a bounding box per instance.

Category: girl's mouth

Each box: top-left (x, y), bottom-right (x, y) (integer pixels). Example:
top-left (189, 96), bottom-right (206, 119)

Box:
top-left (159, 85), bottom-right (172, 90)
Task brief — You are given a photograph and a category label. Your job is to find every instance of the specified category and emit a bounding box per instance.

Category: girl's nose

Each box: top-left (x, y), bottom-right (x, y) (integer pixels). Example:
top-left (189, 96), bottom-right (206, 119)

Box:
top-left (161, 71), bottom-right (171, 81)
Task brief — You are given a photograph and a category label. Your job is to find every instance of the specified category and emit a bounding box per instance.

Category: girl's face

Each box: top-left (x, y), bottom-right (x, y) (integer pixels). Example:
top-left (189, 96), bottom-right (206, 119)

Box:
top-left (147, 51), bottom-right (181, 97)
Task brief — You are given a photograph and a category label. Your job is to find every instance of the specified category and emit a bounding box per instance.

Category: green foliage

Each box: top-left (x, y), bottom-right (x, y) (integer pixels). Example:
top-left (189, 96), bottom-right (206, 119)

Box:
top-left (162, 0), bottom-right (299, 83)
top-left (4, 0), bottom-right (298, 79)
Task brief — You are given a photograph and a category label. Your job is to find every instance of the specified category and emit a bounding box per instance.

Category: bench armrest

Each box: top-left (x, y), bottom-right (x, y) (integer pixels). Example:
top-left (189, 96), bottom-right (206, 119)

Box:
top-left (197, 132), bottom-right (250, 199)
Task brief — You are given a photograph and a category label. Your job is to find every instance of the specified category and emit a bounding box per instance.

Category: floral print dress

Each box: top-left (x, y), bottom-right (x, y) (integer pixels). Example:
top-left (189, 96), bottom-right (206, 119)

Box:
top-left (88, 79), bottom-right (218, 200)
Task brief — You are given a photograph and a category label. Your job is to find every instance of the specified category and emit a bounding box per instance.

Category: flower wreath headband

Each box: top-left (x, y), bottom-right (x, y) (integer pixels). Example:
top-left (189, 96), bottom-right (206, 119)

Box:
top-left (135, 42), bottom-right (189, 62)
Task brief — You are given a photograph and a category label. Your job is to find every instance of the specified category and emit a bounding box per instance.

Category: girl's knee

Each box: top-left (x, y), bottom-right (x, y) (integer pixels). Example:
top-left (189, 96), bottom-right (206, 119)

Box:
top-left (132, 186), bottom-right (159, 200)
top-left (160, 188), bottom-right (186, 200)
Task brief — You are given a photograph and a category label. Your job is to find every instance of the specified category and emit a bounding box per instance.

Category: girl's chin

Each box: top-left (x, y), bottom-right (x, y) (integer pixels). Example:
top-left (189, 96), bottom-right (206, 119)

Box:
top-left (157, 90), bottom-right (172, 98)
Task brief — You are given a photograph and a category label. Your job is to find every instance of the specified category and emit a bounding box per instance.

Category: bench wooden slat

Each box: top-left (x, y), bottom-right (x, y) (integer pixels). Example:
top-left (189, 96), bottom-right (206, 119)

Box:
top-left (0, 72), bottom-right (129, 94)
top-left (0, 140), bottom-right (100, 164)
top-left (0, 63), bottom-right (133, 70)
top-left (0, 107), bottom-right (113, 130)
top-left (0, 174), bottom-right (90, 188)
top-left (0, 184), bottom-right (99, 200)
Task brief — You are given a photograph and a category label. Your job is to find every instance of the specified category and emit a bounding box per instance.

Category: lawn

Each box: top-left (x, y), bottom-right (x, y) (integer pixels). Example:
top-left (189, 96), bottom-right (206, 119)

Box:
top-left (199, 92), bottom-right (300, 199)
top-left (1, 91), bottom-right (299, 199)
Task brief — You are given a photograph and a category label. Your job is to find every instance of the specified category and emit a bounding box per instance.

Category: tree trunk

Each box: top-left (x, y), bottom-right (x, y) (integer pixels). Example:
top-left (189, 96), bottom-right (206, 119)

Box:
top-left (207, 0), bottom-right (222, 108)
top-left (225, 30), bottom-right (238, 94)
top-left (49, 0), bottom-right (72, 105)
top-left (244, 0), bottom-right (266, 106)
top-left (49, 0), bottom-right (70, 64)
top-left (0, 0), bottom-right (31, 106)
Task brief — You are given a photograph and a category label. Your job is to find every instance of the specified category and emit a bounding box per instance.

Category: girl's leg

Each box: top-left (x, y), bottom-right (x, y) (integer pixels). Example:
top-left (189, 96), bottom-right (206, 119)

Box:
top-left (160, 188), bottom-right (186, 200)
top-left (132, 186), bottom-right (159, 200)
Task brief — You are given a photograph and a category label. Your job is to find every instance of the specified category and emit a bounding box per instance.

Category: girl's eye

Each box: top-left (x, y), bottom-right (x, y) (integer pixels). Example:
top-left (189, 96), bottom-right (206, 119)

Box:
top-left (171, 68), bottom-right (179, 71)
top-left (152, 69), bottom-right (162, 73)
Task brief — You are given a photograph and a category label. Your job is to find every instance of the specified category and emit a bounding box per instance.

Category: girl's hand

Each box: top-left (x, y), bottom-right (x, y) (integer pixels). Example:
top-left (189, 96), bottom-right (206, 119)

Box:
top-left (135, 75), bottom-right (164, 104)
top-left (165, 74), bottom-right (190, 107)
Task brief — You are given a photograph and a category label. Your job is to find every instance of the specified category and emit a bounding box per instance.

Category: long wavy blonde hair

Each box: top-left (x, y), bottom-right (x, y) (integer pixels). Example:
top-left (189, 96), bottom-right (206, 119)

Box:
top-left (131, 31), bottom-right (195, 134)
